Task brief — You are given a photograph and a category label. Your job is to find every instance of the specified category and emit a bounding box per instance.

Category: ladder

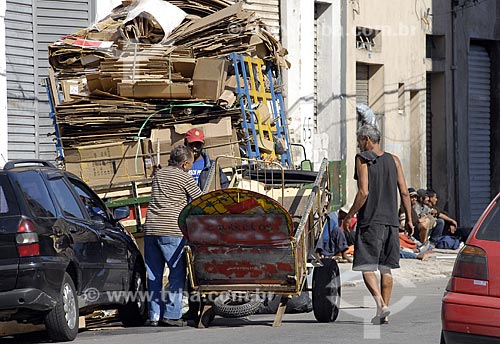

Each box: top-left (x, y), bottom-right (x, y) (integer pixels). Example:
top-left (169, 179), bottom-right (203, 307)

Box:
top-left (230, 53), bottom-right (292, 167)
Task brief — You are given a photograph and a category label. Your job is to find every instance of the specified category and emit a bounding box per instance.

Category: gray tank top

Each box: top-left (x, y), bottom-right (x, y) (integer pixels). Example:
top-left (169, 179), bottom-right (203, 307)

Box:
top-left (354, 151), bottom-right (399, 227)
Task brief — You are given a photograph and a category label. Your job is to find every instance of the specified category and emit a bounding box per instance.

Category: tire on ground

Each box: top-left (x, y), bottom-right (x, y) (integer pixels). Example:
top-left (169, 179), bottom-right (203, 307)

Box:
top-left (45, 272), bottom-right (79, 342)
top-left (213, 294), bottom-right (261, 318)
top-left (118, 264), bottom-right (148, 326)
top-left (312, 258), bottom-right (341, 323)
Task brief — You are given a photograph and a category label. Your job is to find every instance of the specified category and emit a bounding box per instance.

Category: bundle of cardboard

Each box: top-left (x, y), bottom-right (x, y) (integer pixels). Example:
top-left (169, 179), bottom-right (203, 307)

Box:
top-left (49, 1), bottom-right (287, 72)
top-left (48, 0), bottom-right (288, 188)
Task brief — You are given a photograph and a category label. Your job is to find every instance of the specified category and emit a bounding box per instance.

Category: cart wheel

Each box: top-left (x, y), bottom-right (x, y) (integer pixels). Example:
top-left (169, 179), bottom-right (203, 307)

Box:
top-left (312, 258), bottom-right (341, 322)
top-left (198, 302), bottom-right (216, 328)
top-left (213, 294), bottom-right (261, 318)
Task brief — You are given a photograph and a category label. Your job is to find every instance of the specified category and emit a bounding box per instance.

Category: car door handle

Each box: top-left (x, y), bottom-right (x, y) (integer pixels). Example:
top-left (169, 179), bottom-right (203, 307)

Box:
top-left (69, 226), bottom-right (78, 233)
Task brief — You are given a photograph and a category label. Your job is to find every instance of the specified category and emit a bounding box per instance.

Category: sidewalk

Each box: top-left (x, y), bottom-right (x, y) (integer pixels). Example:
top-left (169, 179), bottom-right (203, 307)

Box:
top-left (339, 248), bottom-right (459, 287)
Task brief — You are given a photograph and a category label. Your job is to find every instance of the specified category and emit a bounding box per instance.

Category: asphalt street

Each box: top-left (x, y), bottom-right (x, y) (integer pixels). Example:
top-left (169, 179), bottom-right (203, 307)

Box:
top-left (4, 278), bottom-right (449, 344)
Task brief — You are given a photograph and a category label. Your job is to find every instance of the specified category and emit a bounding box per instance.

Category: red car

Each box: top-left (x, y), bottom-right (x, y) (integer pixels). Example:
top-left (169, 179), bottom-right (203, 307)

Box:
top-left (441, 193), bottom-right (500, 343)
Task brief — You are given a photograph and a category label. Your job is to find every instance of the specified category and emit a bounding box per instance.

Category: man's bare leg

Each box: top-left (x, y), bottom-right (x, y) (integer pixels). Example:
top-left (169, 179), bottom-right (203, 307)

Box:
top-left (362, 271), bottom-right (390, 323)
top-left (379, 269), bottom-right (393, 323)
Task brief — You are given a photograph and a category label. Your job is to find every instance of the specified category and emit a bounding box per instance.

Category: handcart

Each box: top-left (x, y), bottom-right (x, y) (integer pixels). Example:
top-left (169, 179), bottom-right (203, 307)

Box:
top-left (178, 157), bottom-right (341, 328)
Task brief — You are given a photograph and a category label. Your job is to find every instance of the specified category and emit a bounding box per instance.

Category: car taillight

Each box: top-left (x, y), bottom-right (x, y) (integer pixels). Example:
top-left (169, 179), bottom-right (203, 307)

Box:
top-left (16, 219), bottom-right (39, 257)
top-left (452, 245), bottom-right (488, 280)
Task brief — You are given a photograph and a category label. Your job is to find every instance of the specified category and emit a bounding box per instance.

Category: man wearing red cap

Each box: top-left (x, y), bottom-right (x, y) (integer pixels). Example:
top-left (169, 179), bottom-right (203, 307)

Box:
top-left (184, 128), bottom-right (229, 190)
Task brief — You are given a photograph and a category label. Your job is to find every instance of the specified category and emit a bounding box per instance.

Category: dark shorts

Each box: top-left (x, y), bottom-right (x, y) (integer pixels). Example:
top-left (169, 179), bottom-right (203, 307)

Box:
top-left (353, 224), bottom-right (400, 271)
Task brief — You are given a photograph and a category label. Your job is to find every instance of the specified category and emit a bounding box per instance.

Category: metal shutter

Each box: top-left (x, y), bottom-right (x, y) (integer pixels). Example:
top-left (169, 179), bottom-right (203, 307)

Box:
top-left (6, 0), bottom-right (92, 161)
top-left (35, 1), bottom-right (92, 160)
top-left (313, 6), bottom-right (318, 131)
top-left (468, 45), bottom-right (491, 224)
top-left (356, 64), bottom-right (369, 105)
top-left (242, 0), bottom-right (280, 39)
top-left (426, 74), bottom-right (432, 188)
top-left (6, 0), bottom-right (36, 160)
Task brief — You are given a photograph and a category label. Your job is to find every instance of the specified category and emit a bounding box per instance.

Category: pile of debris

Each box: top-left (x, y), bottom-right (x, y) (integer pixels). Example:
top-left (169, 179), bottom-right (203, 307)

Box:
top-left (48, 0), bottom-right (289, 188)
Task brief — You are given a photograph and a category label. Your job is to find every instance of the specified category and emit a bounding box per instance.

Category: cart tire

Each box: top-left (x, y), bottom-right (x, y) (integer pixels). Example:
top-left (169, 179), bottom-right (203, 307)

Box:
top-left (187, 294), bottom-right (216, 326)
top-left (213, 294), bottom-right (261, 318)
top-left (312, 258), bottom-right (341, 323)
top-left (199, 304), bottom-right (216, 327)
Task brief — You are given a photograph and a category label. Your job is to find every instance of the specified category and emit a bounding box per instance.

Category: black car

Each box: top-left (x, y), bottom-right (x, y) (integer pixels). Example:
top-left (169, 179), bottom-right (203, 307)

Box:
top-left (0, 160), bottom-right (147, 341)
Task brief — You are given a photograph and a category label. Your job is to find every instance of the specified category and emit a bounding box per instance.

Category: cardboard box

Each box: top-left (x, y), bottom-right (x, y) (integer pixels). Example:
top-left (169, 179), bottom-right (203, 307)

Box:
top-left (86, 73), bottom-right (102, 93)
top-left (64, 141), bottom-right (145, 187)
top-left (60, 77), bottom-right (88, 102)
top-left (145, 117), bottom-right (239, 170)
top-left (256, 102), bottom-right (272, 124)
top-left (224, 75), bottom-right (246, 91)
top-left (172, 58), bottom-right (196, 79)
top-left (118, 80), bottom-right (192, 99)
top-left (204, 132), bottom-right (240, 168)
top-left (174, 116), bottom-right (233, 138)
top-left (192, 58), bottom-right (228, 100)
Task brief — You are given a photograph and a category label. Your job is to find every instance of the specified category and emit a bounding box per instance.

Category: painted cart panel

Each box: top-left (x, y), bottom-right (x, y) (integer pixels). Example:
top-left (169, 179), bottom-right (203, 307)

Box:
top-left (179, 188), bottom-right (300, 293)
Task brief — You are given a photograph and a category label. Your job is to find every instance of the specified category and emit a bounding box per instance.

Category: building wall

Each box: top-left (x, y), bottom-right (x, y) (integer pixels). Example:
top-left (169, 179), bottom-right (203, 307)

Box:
top-left (344, 0), bottom-right (429, 206)
top-left (451, 0), bottom-right (500, 226)
top-left (280, 0), bottom-right (342, 163)
top-left (427, 0), bottom-right (455, 216)
top-left (0, 0), bottom-right (6, 167)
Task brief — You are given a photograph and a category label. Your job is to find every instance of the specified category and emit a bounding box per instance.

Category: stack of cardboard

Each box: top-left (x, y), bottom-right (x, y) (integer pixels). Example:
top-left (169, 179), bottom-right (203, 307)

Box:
top-left (48, 2), bottom-right (288, 75)
top-left (47, 0), bottom-right (287, 188)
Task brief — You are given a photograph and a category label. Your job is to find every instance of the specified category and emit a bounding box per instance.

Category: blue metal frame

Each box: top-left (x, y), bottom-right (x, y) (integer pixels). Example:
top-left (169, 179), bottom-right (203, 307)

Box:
top-left (230, 52), bottom-right (261, 160)
top-left (230, 53), bottom-right (292, 167)
top-left (266, 63), bottom-right (292, 166)
top-left (45, 78), bottom-right (64, 160)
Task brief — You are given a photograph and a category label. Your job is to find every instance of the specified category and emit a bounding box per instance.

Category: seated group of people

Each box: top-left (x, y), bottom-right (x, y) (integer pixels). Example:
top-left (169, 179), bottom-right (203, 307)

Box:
top-left (316, 188), bottom-right (471, 263)
top-left (400, 188), bottom-right (471, 251)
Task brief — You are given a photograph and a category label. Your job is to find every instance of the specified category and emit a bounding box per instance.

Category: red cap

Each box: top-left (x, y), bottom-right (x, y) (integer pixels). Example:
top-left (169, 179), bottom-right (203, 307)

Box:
top-left (185, 128), bottom-right (205, 143)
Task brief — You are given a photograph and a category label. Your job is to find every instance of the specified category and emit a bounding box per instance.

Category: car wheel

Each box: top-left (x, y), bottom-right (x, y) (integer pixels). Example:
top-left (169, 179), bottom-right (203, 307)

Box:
top-left (45, 272), bottom-right (79, 342)
top-left (312, 258), bottom-right (341, 323)
top-left (118, 265), bottom-right (148, 326)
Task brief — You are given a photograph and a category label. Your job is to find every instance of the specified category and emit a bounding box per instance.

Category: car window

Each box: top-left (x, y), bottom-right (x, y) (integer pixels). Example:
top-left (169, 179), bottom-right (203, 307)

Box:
top-left (15, 171), bottom-right (56, 218)
top-left (475, 200), bottom-right (500, 241)
top-left (47, 177), bottom-right (85, 220)
top-left (0, 175), bottom-right (20, 216)
top-left (69, 179), bottom-right (109, 223)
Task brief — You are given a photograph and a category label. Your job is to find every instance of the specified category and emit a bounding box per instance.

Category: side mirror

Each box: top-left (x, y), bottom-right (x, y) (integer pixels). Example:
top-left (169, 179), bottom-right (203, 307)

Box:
top-left (113, 206), bottom-right (130, 221)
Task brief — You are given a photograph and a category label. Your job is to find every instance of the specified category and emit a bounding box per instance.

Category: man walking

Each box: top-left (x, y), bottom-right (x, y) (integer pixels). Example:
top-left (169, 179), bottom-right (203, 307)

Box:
top-left (343, 124), bottom-right (414, 325)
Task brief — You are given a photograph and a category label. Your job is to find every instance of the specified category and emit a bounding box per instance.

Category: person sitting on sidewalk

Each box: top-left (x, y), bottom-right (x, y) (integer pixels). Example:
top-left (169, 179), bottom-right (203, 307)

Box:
top-left (427, 189), bottom-right (471, 246)
top-left (413, 189), bottom-right (436, 244)
top-left (399, 188), bottom-right (419, 238)
top-left (316, 212), bottom-right (353, 263)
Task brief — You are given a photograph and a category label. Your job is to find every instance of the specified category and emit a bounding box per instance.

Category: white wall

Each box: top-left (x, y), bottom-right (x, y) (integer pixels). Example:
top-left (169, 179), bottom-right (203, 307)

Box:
top-left (344, 0), bottom-right (428, 204)
top-left (281, 0), bottom-right (342, 168)
top-left (0, 0), bottom-right (6, 167)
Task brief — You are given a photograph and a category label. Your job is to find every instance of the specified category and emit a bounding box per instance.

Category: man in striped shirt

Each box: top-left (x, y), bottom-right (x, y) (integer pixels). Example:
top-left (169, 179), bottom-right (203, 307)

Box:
top-left (144, 145), bottom-right (203, 327)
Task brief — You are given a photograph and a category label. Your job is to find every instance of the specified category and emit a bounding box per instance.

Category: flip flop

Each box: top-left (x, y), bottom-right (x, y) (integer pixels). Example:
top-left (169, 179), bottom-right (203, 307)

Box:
top-left (371, 307), bottom-right (390, 325)
top-left (379, 306), bottom-right (390, 319)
